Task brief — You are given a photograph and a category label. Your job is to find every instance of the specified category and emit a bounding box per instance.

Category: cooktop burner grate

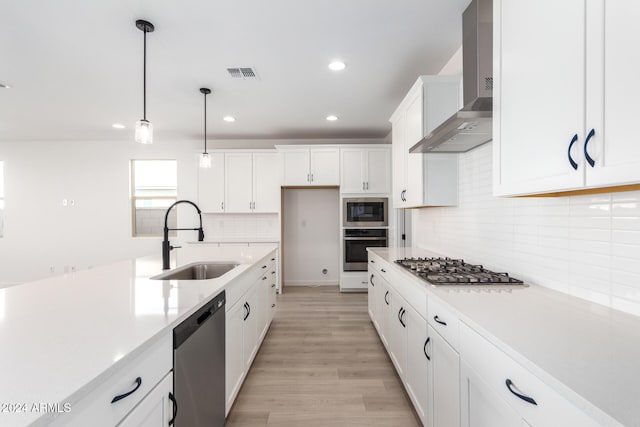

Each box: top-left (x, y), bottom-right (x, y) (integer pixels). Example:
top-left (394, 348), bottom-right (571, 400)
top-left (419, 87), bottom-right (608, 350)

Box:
top-left (395, 257), bottom-right (523, 285)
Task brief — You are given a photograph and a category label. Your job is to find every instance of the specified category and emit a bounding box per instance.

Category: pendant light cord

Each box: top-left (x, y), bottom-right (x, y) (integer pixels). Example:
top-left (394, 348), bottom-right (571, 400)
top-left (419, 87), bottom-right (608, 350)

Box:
top-left (204, 91), bottom-right (208, 153)
top-left (143, 29), bottom-right (147, 121)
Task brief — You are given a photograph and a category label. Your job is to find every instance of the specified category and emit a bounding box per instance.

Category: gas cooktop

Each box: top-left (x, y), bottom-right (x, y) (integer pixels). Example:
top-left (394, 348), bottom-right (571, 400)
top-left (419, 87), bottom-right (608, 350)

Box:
top-left (395, 257), bottom-right (524, 285)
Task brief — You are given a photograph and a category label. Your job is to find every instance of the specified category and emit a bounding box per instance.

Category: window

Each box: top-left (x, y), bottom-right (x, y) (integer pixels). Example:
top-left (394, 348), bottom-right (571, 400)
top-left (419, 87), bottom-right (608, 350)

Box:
top-left (0, 161), bottom-right (4, 238)
top-left (131, 160), bottom-right (177, 236)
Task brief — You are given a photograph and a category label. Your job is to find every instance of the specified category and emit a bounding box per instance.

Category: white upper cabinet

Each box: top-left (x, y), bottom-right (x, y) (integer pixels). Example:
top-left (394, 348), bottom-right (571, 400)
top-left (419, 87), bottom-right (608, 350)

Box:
top-left (200, 150), bottom-right (281, 214)
top-left (279, 146), bottom-right (340, 186)
top-left (340, 147), bottom-right (391, 194)
top-left (390, 76), bottom-right (461, 208)
top-left (225, 153), bottom-right (254, 213)
top-left (198, 153), bottom-right (225, 213)
top-left (494, 0), bottom-right (640, 196)
top-left (252, 152), bottom-right (281, 213)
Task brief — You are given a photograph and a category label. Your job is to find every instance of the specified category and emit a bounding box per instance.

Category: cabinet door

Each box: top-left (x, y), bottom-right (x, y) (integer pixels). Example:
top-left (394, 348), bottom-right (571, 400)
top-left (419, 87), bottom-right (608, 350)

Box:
top-left (585, 1), bottom-right (640, 187)
top-left (404, 304), bottom-right (429, 425)
top-left (429, 325), bottom-right (460, 427)
top-left (226, 301), bottom-right (245, 414)
top-left (243, 285), bottom-right (259, 370)
top-left (460, 360), bottom-right (522, 427)
top-left (282, 149), bottom-right (310, 185)
top-left (225, 153), bottom-right (253, 212)
top-left (494, 0), bottom-right (586, 196)
top-left (340, 148), bottom-right (366, 193)
top-left (253, 152), bottom-right (281, 212)
top-left (366, 148), bottom-right (391, 194)
top-left (119, 372), bottom-right (173, 427)
top-left (381, 281), bottom-right (393, 349)
top-left (198, 152), bottom-right (225, 213)
top-left (389, 291), bottom-right (407, 379)
top-left (391, 114), bottom-right (407, 206)
top-left (405, 88), bottom-right (425, 207)
top-left (255, 274), bottom-right (270, 343)
top-left (310, 148), bottom-right (339, 185)
top-left (367, 270), bottom-right (378, 330)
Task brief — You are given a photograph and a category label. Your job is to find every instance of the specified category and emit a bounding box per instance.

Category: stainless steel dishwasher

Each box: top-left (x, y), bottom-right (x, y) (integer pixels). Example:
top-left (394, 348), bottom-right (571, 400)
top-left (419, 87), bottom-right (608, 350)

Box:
top-left (172, 290), bottom-right (225, 426)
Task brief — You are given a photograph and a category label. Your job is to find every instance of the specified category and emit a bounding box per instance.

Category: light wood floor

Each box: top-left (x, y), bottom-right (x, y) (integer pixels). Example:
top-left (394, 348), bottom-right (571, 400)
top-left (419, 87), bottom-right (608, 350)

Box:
top-left (226, 285), bottom-right (421, 427)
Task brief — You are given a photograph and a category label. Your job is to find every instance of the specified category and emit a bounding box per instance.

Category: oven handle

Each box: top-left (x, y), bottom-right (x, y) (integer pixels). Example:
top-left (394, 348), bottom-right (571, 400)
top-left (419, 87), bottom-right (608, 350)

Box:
top-left (343, 237), bottom-right (387, 241)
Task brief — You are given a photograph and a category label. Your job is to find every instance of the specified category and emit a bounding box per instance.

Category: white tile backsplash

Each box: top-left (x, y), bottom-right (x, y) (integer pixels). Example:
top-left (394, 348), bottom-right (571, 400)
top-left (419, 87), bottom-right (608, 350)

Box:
top-left (413, 142), bottom-right (640, 316)
top-left (202, 213), bottom-right (280, 242)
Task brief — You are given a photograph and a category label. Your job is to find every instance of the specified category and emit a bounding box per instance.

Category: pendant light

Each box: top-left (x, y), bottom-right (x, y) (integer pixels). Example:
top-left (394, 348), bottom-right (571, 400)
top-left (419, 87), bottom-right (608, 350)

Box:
top-left (199, 88), bottom-right (212, 168)
top-left (135, 20), bottom-right (154, 144)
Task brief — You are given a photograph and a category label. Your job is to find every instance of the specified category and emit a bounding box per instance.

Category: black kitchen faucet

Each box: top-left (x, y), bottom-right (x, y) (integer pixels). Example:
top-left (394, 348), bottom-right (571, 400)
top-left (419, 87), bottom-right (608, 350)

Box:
top-left (162, 200), bottom-right (204, 270)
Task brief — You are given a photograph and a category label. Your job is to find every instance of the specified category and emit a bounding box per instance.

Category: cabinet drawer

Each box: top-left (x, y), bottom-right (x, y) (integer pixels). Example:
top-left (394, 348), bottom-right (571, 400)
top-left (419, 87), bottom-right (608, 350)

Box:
top-left (226, 256), bottom-right (275, 310)
top-left (427, 295), bottom-right (460, 351)
top-left (50, 333), bottom-right (172, 427)
top-left (460, 322), bottom-right (599, 427)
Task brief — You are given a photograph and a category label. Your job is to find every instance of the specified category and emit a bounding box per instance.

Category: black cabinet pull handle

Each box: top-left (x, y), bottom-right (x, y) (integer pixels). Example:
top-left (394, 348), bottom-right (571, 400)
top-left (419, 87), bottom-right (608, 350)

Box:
top-left (584, 128), bottom-right (595, 167)
top-left (262, 276), bottom-right (267, 280)
top-left (196, 310), bottom-right (212, 325)
top-left (384, 291), bottom-right (390, 305)
top-left (424, 337), bottom-right (430, 360)
top-left (111, 377), bottom-right (142, 404)
top-left (247, 302), bottom-right (251, 318)
top-left (381, 268), bottom-right (386, 273)
top-left (262, 265), bottom-right (267, 269)
top-left (434, 315), bottom-right (447, 326)
top-left (271, 284), bottom-right (276, 288)
top-left (505, 379), bottom-right (537, 406)
top-left (272, 303), bottom-right (276, 308)
top-left (243, 302), bottom-right (249, 321)
top-left (272, 271), bottom-right (276, 275)
top-left (371, 259), bottom-right (375, 263)
top-left (400, 308), bottom-right (406, 327)
top-left (567, 133), bottom-right (579, 170)
top-left (168, 392), bottom-right (178, 425)
top-left (271, 258), bottom-right (276, 261)
top-left (398, 307), bottom-right (402, 323)
top-left (370, 274), bottom-right (375, 286)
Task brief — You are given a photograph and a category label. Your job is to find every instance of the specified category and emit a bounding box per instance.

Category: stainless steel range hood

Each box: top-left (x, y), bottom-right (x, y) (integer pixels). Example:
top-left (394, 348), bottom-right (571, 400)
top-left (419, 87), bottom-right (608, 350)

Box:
top-left (410, 0), bottom-right (493, 153)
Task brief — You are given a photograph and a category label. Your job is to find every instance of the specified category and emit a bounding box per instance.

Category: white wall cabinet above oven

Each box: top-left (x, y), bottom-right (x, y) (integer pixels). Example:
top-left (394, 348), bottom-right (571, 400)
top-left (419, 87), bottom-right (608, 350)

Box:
top-left (390, 76), bottom-right (461, 208)
top-left (277, 146), bottom-right (340, 186)
top-left (493, 0), bottom-right (640, 196)
top-left (198, 150), bottom-right (281, 213)
top-left (340, 147), bottom-right (391, 194)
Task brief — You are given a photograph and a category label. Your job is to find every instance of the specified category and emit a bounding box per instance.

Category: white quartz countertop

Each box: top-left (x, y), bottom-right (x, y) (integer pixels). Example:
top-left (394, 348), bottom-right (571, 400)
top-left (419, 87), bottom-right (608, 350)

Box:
top-left (0, 244), bottom-right (277, 427)
top-left (370, 247), bottom-right (640, 427)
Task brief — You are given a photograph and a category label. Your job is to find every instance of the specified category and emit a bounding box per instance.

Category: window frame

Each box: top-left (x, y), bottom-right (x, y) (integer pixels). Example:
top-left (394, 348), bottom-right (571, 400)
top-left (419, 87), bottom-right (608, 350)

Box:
top-left (130, 159), bottom-right (178, 238)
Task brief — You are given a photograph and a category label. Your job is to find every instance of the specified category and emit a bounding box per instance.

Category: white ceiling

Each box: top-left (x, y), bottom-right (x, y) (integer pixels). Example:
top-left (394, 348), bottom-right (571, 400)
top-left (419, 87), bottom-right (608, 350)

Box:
top-left (0, 0), bottom-right (469, 142)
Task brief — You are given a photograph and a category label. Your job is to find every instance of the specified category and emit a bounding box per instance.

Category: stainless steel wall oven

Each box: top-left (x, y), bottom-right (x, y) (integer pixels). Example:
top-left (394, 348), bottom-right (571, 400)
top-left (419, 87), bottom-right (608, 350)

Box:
top-left (343, 228), bottom-right (388, 271)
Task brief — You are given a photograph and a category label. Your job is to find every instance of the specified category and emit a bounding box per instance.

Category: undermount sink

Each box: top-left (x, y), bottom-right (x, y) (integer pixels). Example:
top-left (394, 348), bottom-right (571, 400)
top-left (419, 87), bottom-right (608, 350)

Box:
top-left (151, 262), bottom-right (239, 281)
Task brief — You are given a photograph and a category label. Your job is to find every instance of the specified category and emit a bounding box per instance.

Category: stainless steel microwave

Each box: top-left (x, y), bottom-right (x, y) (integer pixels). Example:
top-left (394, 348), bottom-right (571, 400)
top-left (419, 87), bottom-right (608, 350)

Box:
top-left (342, 198), bottom-right (388, 227)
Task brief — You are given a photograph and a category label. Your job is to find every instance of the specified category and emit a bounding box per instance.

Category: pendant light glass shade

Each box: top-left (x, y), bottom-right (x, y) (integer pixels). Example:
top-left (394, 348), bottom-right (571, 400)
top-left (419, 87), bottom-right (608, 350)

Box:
top-left (135, 119), bottom-right (153, 144)
top-left (199, 152), bottom-right (211, 168)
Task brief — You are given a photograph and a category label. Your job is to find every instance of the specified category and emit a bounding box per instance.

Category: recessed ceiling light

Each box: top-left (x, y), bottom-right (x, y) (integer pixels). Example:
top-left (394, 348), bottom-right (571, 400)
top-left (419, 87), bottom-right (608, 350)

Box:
top-left (328, 61), bottom-right (346, 71)
top-left (326, 115), bottom-right (338, 121)
top-left (223, 116), bottom-right (236, 122)
top-left (112, 123), bottom-right (125, 129)
top-left (0, 83), bottom-right (11, 89)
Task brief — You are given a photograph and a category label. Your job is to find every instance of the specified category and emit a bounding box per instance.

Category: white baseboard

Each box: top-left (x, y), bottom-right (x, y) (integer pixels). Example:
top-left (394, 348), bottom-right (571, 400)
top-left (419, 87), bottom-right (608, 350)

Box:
top-left (284, 280), bottom-right (339, 286)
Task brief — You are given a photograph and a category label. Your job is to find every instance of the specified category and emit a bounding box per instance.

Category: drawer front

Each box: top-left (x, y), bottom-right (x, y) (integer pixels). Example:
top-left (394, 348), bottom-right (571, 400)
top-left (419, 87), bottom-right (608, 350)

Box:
top-left (427, 295), bottom-right (460, 351)
top-left (371, 256), bottom-right (427, 317)
top-left (50, 333), bottom-right (172, 427)
top-left (460, 322), bottom-right (600, 427)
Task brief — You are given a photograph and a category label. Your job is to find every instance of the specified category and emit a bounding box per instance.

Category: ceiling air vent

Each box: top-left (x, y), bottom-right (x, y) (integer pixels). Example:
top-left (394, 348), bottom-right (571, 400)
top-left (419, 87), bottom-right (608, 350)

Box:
top-left (227, 67), bottom-right (259, 80)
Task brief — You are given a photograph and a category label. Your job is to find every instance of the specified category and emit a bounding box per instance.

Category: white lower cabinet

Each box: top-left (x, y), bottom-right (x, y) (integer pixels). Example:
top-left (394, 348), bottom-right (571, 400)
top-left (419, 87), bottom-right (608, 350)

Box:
top-left (460, 322), bottom-right (600, 427)
top-left (225, 255), bottom-right (277, 415)
top-left (461, 360), bottom-right (522, 427)
top-left (389, 291), bottom-right (408, 378)
top-left (405, 304), bottom-right (430, 425)
top-left (380, 280), bottom-right (393, 349)
top-left (118, 372), bottom-right (174, 427)
top-left (428, 325), bottom-right (460, 427)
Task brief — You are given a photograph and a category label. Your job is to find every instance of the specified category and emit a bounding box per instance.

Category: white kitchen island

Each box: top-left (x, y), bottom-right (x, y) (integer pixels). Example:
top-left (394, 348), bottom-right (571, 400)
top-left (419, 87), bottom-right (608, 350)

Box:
top-left (0, 244), bottom-right (277, 427)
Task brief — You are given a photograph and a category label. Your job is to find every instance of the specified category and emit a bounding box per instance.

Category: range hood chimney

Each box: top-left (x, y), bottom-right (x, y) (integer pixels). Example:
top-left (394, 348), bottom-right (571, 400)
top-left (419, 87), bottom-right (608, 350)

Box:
top-left (410, 0), bottom-right (493, 153)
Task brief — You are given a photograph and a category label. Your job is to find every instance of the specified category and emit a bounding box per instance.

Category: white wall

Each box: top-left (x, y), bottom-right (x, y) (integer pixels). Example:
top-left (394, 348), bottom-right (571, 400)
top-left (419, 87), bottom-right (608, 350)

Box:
top-left (413, 143), bottom-right (640, 316)
top-left (0, 139), bottom-right (202, 285)
top-left (282, 188), bottom-right (340, 285)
